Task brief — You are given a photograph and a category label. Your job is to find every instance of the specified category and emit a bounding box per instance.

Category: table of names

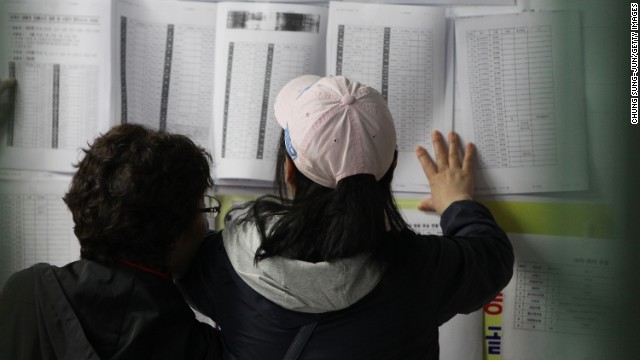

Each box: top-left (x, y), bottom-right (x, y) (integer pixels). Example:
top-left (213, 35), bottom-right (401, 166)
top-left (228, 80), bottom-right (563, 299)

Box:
top-left (514, 260), bottom-right (618, 335)
top-left (467, 26), bottom-right (557, 169)
top-left (0, 193), bottom-right (78, 288)
top-left (7, 12), bottom-right (101, 151)
top-left (120, 16), bottom-right (215, 145)
top-left (222, 42), bottom-right (311, 160)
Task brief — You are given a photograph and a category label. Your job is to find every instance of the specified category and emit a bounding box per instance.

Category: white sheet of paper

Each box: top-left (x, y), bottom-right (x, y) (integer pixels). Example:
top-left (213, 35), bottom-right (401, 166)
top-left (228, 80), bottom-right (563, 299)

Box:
top-left (0, 0), bottom-right (112, 173)
top-left (440, 310), bottom-right (483, 360)
top-left (327, 2), bottom-right (450, 193)
top-left (114, 0), bottom-right (217, 149)
top-left (212, 2), bottom-right (327, 183)
top-left (501, 233), bottom-right (621, 359)
top-left (399, 205), bottom-right (443, 236)
top-left (455, 11), bottom-right (588, 194)
top-left (0, 174), bottom-right (78, 288)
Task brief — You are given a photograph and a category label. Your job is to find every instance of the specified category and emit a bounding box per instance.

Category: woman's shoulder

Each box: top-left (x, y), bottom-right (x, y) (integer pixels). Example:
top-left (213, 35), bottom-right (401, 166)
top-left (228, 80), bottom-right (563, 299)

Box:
top-left (1, 266), bottom-right (37, 299)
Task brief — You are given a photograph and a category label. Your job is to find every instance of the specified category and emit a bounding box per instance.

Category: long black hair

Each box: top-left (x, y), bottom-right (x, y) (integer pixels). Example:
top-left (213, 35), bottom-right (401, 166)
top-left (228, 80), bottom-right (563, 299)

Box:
top-left (233, 131), bottom-right (409, 265)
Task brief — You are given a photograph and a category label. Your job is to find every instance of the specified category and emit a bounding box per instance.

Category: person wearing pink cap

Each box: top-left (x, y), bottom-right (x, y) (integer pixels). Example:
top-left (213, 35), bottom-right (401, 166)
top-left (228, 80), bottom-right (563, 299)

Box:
top-left (179, 76), bottom-right (514, 359)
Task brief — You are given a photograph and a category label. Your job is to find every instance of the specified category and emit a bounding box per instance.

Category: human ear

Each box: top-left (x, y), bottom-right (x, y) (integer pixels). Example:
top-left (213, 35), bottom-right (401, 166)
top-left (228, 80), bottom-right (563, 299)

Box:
top-left (285, 156), bottom-right (296, 196)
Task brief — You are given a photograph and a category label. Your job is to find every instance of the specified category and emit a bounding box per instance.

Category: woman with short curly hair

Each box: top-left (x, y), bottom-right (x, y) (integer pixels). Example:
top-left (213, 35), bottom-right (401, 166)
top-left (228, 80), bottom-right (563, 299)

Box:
top-left (65, 123), bottom-right (213, 273)
top-left (0, 124), bottom-right (222, 359)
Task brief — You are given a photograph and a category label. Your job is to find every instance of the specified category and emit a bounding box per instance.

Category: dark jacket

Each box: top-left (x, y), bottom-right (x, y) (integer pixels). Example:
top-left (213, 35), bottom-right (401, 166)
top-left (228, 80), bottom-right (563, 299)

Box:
top-left (179, 200), bottom-right (514, 360)
top-left (0, 259), bottom-right (221, 360)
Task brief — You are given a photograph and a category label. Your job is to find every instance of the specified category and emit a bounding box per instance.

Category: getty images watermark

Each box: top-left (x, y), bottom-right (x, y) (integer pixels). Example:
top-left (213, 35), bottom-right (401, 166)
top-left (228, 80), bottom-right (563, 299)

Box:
top-left (632, 3), bottom-right (639, 124)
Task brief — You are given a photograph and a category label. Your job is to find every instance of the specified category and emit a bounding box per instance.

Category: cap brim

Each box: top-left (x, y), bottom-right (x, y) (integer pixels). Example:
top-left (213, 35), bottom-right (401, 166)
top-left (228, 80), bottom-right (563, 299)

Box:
top-left (274, 75), bottom-right (322, 128)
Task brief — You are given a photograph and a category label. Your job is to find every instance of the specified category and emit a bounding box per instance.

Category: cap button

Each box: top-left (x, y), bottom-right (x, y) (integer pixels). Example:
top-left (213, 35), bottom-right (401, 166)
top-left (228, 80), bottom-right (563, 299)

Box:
top-left (341, 94), bottom-right (356, 105)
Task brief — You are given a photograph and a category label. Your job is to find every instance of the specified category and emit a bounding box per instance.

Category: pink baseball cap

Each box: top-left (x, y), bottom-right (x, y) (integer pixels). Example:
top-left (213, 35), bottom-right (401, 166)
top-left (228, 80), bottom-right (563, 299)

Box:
top-left (274, 75), bottom-right (397, 189)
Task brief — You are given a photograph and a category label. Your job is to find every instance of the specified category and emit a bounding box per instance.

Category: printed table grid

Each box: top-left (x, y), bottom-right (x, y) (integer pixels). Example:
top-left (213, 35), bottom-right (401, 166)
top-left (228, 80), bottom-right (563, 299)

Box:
top-left (8, 62), bottom-right (98, 150)
top-left (6, 10), bottom-right (103, 152)
top-left (164, 24), bottom-right (215, 145)
top-left (56, 64), bottom-right (99, 149)
top-left (337, 24), bottom-right (385, 90)
top-left (121, 17), bottom-right (169, 128)
top-left (467, 26), bottom-right (557, 169)
top-left (513, 261), bottom-right (617, 335)
top-left (222, 42), bottom-right (312, 160)
top-left (0, 194), bottom-right (76, 287)
top-left (222, 42), bottom-right (267, 159)
top-left (120, 17), bottom-right (214, 145)
top-left (263, 44), bottom-right (313, 159)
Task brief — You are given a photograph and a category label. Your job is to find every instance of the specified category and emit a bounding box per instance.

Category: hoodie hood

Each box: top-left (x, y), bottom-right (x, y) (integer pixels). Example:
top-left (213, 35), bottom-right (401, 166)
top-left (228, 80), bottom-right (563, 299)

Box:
top-left (222, 220), bottom-right (382, 313)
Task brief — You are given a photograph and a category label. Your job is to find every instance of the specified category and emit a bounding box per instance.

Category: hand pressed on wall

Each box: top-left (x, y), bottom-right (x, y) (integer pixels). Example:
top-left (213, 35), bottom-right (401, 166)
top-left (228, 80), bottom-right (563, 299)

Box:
top-left (416, 130), bottom-right (475, 215)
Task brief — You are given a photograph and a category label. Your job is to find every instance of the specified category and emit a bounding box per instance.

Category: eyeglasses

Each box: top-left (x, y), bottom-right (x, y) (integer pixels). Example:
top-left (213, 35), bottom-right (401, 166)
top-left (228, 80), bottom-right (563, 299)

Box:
top-left (200, 195), bottom-right (221, 218)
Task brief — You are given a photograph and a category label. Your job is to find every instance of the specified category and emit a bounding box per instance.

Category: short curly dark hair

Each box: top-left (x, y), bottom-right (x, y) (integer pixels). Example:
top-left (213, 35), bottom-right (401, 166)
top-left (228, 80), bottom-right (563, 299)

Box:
top-left (63, 124), bottom-right (213, 268)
